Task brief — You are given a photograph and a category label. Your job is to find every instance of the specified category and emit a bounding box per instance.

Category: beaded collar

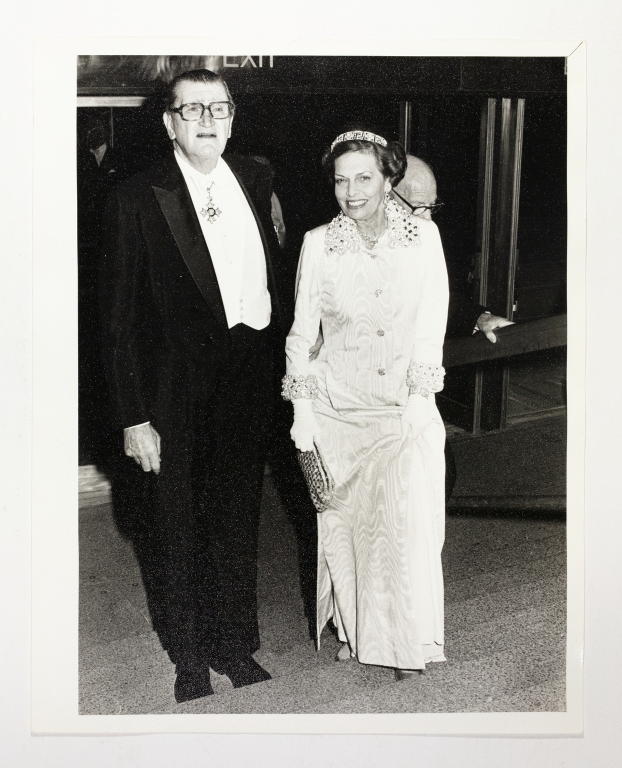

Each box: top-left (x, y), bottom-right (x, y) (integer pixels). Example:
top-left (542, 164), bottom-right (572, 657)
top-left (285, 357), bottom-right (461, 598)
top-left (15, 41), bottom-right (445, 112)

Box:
top-left (324, 197), bottom-right (419, 256)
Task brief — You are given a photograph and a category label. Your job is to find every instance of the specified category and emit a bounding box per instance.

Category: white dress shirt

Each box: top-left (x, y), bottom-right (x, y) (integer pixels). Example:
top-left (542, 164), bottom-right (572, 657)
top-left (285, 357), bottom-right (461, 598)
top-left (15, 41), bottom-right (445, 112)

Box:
top-left (174, 148), bottom-right (272, 330)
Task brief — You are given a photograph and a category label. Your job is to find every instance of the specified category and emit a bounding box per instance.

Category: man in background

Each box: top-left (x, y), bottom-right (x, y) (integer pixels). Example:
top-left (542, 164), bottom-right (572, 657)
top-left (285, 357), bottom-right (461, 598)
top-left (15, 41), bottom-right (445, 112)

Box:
top-left (391, 154), bottom-right (514, 497)
top-left (392, 154), bottom-right (513, 342)
top-left (78, 119), bottom-right (126, 463)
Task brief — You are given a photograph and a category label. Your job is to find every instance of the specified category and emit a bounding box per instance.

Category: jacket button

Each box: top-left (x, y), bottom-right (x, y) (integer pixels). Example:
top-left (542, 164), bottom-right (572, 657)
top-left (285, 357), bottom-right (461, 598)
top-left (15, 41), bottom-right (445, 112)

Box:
top-left (377, 329), bottom-right (385, 337)
top-left (378, 368), bottom-right (386, 376)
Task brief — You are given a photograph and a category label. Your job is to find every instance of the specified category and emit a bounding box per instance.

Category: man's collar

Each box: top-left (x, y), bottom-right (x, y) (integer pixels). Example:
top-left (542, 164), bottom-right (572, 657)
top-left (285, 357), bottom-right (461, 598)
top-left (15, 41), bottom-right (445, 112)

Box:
top-left (173, 147), bottom-right (223, 182)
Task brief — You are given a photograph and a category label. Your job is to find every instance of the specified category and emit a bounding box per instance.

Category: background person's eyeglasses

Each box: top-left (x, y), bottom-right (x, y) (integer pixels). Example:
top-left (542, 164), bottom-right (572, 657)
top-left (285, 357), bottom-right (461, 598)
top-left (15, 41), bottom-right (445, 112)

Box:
top-left (392, 188), bottom-right (445, 216)
top-left (169, 101), bottom-right (235, 121)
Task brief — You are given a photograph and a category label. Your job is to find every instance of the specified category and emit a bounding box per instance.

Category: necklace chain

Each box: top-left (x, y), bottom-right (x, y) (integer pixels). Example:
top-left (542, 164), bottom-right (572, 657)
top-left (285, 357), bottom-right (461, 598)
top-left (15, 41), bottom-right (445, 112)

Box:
top-left (356, 217), bottom-right (386, 250)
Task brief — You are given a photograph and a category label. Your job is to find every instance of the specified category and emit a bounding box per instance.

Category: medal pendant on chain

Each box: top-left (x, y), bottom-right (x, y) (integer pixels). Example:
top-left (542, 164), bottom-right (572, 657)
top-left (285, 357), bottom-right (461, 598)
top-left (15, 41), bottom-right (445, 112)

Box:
top-left (200, 183), bottom-right (222, 223)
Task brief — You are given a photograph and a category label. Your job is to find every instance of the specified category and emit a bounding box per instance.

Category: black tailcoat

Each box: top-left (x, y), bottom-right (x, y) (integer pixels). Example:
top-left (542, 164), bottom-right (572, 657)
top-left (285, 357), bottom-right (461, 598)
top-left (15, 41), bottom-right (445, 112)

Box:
top-left (100, 152), bottom-right (290, 667)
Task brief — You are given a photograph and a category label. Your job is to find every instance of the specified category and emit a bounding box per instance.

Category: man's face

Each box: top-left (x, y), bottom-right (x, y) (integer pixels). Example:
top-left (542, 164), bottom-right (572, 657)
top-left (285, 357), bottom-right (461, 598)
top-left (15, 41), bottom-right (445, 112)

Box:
top-left (392, 160), bottom-right (437, 220)
top-left (162, 79), bottom-right (233, 173)
top-left (86, 124), bottom-right (107, 151)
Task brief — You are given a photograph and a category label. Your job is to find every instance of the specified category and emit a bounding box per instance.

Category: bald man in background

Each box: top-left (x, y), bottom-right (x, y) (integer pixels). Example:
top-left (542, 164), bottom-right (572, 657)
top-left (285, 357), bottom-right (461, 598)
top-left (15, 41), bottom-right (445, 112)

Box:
top-left (390, 154), bottom-right (514, 497)
top-left (392, 155), bottom-right (513, 342)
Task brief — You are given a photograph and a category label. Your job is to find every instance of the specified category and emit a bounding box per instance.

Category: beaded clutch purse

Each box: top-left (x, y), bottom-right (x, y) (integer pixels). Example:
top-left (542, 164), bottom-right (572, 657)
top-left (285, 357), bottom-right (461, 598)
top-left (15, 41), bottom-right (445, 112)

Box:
top-left (296, 443), bottom-right (335, 513)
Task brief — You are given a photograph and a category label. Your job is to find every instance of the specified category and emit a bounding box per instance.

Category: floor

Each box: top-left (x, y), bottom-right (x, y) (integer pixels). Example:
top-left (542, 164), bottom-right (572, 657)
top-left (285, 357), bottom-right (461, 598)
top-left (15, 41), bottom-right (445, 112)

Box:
top-left (506, 348), bottom-right (566, 423)
top-left (449, 414), bottom-right (566, 504)
top-left (79, 470), bottom-right (566, 715)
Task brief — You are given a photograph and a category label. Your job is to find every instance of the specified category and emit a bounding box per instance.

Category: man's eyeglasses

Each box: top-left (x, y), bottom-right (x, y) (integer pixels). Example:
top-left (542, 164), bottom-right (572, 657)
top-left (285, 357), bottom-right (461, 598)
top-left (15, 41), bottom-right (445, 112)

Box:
top-left (392, 188), bottom-right (445, 216)
top-left (169, 101), bottom-right (235, 121)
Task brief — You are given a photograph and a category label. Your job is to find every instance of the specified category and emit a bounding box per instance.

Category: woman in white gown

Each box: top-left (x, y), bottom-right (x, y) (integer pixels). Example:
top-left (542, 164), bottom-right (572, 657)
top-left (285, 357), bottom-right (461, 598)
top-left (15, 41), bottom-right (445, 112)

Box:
top-left (282, 129), bottom-right (449, 679)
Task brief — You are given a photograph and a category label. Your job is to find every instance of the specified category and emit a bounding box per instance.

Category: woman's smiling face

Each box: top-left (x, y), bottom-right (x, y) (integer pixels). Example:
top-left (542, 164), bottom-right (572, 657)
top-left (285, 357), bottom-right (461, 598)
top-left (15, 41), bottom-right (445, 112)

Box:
top-left (333, 149), bottom-right (391, 225)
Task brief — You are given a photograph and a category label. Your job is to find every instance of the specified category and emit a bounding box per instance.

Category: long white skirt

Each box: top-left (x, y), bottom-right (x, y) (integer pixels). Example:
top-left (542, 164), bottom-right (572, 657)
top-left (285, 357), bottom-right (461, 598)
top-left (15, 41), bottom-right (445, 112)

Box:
top-left (314, 393), bottom-right (447, 670)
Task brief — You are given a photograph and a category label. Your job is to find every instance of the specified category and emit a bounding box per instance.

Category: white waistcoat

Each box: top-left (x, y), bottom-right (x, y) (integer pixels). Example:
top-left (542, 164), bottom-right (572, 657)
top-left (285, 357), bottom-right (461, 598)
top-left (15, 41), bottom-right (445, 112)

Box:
top-left (175, 151), bottom-right (271, 330)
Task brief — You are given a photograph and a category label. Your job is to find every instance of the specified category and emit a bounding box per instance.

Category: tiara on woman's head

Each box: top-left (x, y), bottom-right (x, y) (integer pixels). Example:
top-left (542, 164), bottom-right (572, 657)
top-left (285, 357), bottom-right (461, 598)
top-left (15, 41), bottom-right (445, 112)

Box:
top-left (330, 130), bottom-right (388, 152)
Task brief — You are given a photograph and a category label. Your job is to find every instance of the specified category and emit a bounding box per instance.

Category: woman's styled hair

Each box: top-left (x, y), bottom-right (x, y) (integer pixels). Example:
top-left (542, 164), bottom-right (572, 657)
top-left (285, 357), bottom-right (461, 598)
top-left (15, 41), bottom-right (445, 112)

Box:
top-left (322, 129), bottom-right (407, 186)
top-left (163, 68), bottom-right (234, 111)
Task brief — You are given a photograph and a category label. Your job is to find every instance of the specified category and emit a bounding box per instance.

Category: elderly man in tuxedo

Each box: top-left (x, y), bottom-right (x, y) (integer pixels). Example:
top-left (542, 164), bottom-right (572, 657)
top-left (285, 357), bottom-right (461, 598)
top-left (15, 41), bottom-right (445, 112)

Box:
top-left (100, 69), bottom-right (287, 703)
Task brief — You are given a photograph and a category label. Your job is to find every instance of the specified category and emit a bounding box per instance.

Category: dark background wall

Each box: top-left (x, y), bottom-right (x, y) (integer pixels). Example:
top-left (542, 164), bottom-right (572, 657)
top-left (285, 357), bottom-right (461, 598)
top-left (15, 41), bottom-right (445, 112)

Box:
top-left (77, 56), bottom-right (567, 462)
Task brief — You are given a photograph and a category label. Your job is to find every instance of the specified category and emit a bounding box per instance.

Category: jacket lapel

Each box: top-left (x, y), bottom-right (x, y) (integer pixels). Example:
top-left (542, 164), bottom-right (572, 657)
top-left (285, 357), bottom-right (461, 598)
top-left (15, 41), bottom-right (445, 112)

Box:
top-left (151, 156), bottom-right (228, 329)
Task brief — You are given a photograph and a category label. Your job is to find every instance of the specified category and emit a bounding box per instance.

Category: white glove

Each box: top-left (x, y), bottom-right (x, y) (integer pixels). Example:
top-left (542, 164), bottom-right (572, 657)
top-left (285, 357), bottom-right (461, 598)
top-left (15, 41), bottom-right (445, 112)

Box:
top-left (401, 393), bottom-right (434, 440)
top-left (290, 399), bottom-right (320, 452)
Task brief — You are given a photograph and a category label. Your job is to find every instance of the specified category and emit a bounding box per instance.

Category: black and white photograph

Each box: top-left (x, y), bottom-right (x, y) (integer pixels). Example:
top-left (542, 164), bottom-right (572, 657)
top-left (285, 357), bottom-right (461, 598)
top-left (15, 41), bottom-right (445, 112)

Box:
top-left (72, 52), bottom-right (574, 719)
top-left (5, 0), bottom-right (622, 761)
top-left (6, 0), bottom-right (622, 761)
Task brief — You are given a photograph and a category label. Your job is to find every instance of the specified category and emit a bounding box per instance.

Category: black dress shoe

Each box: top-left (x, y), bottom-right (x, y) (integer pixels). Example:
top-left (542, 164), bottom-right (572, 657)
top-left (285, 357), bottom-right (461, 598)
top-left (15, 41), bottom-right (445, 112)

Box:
top-left (213, 656), bottom-right (272, 689)
top-left (174, 665), bottom-right (214, 703)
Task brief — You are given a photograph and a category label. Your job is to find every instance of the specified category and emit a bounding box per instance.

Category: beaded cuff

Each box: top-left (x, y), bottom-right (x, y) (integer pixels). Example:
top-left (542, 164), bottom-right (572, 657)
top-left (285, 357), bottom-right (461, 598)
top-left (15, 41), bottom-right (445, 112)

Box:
top-left (281, 374), bottom-right (319, 401)
top-left (406, 361), bottom-right (445, 398)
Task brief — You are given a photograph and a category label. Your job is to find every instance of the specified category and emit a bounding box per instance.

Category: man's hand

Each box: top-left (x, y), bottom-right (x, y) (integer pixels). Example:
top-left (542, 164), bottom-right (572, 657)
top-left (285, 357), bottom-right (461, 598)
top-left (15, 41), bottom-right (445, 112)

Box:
top-left (476, 312), bottom-right (514, 343)
top-left (124, 423), bottom-right (161, 474)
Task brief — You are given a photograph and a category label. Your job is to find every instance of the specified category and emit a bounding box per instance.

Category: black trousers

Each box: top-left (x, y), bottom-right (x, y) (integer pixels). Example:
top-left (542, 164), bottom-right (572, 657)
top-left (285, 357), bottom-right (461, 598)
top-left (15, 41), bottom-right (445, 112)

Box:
top-left (140, 324), bottom-right (274, 669)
